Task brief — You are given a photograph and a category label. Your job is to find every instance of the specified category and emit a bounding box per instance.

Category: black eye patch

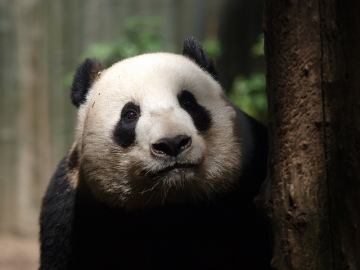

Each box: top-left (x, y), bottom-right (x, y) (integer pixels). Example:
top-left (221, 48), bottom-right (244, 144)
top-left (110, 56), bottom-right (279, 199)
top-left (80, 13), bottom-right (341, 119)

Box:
top-left (178, 90), bottom-right (212, 132)
top-left (113, 102), bottom-right (140, 147)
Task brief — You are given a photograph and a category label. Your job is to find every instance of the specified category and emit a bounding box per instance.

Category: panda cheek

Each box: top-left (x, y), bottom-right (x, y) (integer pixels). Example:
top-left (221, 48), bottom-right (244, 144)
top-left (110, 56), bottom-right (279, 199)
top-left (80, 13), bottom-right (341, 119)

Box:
top-left (187, 107), bottom-right (212, 132)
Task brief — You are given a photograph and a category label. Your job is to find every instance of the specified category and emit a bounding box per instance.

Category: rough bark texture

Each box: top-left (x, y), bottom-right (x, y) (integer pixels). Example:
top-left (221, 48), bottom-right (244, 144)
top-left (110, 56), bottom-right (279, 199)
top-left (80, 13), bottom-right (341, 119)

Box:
top-left (258, 1), bottom-right (360, 269)
top-left (322, 2), bottom-right (360, 269)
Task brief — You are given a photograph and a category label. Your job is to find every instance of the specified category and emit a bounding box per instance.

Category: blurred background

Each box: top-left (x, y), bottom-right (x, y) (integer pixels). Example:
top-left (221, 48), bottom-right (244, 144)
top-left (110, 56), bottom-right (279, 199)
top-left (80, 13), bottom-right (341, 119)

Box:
top-left (0, 0), bottom-right (265, 268)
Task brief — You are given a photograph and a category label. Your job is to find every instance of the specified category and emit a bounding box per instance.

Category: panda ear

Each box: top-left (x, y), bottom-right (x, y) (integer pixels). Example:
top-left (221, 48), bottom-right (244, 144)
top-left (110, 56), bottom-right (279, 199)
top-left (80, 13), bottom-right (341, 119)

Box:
top-left (182, 37), bottom-right (218, 80)
top-left (71, 58), bottom-right (104, 108)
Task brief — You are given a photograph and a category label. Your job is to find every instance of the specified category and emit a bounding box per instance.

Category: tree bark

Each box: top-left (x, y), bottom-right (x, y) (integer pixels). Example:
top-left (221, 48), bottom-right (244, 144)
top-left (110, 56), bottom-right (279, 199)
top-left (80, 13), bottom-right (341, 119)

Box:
top-left (258, 1), bottom-right (360, 269)
top-left (321, 2), bottom-right (360, 268)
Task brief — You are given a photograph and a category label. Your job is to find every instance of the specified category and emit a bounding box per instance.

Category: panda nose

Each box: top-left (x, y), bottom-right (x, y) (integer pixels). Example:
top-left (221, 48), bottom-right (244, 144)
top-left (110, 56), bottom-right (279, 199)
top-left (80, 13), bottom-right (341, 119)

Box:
top-left (152, 135), bottom-right (192, 157)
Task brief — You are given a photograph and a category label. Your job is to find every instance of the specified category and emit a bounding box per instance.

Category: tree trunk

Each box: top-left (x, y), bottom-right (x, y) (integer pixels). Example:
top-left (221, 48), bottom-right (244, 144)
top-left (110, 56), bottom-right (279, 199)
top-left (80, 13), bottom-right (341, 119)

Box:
top-left (258, 1), bottom-right (360, 269)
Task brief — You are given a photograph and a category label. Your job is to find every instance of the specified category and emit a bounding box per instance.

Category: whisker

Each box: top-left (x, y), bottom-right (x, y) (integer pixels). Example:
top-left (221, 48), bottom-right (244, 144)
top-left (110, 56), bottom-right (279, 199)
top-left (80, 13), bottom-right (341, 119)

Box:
top-left (144, 183), bottom-right (159, 206)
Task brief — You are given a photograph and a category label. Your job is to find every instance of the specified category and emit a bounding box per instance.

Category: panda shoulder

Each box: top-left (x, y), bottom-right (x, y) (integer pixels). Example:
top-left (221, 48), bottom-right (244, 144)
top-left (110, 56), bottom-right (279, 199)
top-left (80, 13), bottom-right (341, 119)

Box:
top-left (40, 147), bottom-right (78, 268)
top-left (233, 107), bottom-right (268, 185)
top-left (40, 146), bottom-right (77, 226)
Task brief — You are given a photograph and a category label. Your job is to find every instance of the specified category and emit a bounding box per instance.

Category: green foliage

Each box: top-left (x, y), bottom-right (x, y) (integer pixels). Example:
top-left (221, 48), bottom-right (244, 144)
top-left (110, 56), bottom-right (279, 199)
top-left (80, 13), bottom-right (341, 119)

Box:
top-left (228, 73), bottom-right (267, 123)
top-left (228, 34), bottom-right (267, 124)
top-left (202, 38), bottom-right (222, 60)
top-left (83, 16), bottom-right (170, 68)
top-left (250, 35), bottom-right (264, 58)
top-left (64, 16), bottom-right (172, 87)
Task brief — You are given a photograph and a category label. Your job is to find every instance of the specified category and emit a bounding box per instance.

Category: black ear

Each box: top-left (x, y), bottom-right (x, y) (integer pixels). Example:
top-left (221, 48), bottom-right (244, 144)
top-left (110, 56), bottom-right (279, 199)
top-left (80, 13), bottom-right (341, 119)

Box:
top-left (182, 37), bottom-right (218, 80)
top-left (71, 58), bottom-right (104, 108)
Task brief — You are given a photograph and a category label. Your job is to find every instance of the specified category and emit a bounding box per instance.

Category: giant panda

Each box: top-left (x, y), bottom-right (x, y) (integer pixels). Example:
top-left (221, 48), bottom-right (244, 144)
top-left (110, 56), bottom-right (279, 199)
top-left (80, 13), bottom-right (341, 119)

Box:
top-left (40, 37), bottom-right (271, 269)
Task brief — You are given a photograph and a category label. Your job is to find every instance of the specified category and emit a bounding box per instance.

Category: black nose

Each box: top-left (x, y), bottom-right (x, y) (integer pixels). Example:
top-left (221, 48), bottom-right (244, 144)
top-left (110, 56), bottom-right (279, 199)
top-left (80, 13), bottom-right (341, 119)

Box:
top-left (152, 135), bottom-right (192, 157)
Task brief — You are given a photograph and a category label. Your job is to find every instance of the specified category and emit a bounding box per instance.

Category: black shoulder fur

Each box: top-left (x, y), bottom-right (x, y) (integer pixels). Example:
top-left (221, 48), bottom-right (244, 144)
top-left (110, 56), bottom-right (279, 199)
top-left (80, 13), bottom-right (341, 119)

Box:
top-left (39, 156), bottom-right (75, 269)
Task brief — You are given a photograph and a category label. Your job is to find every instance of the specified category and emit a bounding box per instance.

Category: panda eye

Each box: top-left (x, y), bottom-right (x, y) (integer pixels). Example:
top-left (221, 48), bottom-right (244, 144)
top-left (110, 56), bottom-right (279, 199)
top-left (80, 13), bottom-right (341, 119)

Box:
top-left (179, 90), bottom-right (197, 109)
top-left (182, 99), bottom-right (195, 109)
top-left (126, 110), bottom-right (137, 120)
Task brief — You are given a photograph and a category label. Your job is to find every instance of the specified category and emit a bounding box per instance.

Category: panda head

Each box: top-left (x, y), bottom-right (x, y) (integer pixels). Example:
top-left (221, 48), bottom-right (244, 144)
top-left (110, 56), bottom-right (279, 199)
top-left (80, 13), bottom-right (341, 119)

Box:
top-left (70, 38), bottom-right (249, 209)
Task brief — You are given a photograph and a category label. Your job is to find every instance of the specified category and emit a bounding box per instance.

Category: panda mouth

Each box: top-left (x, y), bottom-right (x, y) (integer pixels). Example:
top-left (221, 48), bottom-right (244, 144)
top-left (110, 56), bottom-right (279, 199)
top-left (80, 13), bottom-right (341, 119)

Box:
top-left (156, 163), bottom-right (197, 175)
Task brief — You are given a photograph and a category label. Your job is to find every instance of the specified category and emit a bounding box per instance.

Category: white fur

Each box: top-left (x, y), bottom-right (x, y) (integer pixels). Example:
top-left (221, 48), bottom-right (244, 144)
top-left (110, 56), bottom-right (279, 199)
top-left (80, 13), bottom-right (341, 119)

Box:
top-left (74, 53), bottom-right (249, 209)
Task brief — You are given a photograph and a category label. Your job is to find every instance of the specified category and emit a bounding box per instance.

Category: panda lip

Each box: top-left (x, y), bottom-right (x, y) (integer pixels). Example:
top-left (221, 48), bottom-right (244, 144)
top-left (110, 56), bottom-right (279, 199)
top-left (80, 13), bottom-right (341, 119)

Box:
top-left (157, 163), bottom-right (196, 174)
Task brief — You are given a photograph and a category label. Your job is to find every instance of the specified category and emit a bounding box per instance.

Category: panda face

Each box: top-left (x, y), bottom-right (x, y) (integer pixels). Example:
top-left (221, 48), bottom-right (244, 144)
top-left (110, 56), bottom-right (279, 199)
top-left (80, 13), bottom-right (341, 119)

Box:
top-left (74, 53), bottom-right (244, 209)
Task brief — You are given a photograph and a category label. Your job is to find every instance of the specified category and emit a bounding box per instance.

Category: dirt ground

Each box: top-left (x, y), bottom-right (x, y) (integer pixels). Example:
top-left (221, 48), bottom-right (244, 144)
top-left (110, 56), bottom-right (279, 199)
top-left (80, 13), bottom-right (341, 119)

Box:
top-left (0, 235), bottom-right (39, 270)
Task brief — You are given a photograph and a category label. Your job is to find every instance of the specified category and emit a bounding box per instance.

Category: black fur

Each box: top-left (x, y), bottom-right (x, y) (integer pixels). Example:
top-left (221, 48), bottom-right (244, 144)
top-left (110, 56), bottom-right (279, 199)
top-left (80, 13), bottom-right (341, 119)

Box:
top-left (71, 58), bottom-right (103, 107)
top-left (113, 102), bottom-right (141, 147)
top-left (39, 156), bottom-right (75, 269)
top-left (39, 113), bottom-right (271, 269)
top-left (178, 90), bottom-right (212, 132)
top-left (182, 37), bottom-right (218, 80)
